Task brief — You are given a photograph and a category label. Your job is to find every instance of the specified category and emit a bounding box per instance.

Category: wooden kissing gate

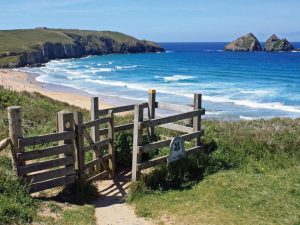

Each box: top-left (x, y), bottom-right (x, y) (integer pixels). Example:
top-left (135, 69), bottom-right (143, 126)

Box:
top-left (5, 90), bottom-right (205, 193)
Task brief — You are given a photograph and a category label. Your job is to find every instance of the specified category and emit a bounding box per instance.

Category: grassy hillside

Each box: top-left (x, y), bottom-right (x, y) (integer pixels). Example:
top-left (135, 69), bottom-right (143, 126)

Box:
top-left (128, 119), bottom-right (300, 225)
top-left (0, 86), bottom-right (96, 224)
top-left (0, 86), bottom-right (299, 224)
top-left (0, 28), bottom-right (164, 68)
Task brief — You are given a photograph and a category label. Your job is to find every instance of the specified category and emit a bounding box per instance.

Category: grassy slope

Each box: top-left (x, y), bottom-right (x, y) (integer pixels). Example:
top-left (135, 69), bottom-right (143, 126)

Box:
top-left (0, 28), bottom-right (142, 54)
top-left (129, 119), bottom-right (300, 225)
top-left (0, 86), bottom-right (95, 224)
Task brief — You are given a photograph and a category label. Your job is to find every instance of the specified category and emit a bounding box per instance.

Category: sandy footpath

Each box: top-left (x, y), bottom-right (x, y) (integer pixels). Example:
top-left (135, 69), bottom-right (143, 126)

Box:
top-left (0, 69), bottom-right (113, 110)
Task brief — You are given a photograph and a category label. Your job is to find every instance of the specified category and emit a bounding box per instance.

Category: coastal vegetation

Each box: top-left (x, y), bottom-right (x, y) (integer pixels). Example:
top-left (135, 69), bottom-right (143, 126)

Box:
top-left (0, 28), bottom-right (164, 68)
top-left (0, 86), bottom-right (299, 224)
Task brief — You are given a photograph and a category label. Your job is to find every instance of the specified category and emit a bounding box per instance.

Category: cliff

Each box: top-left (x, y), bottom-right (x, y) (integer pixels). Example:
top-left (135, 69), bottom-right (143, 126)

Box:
top-left (0, 28), bottom-right (165, 68)
top-left (264, 34), bottom-right (294, 51)
top-left (224, 33), bottom-right (262, 52)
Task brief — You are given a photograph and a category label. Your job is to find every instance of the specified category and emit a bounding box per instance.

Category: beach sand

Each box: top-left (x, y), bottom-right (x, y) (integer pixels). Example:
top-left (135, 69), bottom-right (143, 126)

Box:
top-left (0, 69), bottom-right (113, 110)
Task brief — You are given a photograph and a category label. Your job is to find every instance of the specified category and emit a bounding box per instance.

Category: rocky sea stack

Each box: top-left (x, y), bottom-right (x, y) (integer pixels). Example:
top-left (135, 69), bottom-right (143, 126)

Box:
top-left (0, 28), bottom-right (165, 68)
top-left (265, 34), bottom-right (294, 51)
top-left (225, 33), bottom-right (262, 52)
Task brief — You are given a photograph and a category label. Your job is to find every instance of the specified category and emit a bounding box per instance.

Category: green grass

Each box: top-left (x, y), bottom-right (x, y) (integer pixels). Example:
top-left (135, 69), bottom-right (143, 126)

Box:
top-left (0, 28), bottom-right (161, 67)
top-left (0, 87), bottom-right (95, 224)
top-left (128, 119), bottom-right (300, 224)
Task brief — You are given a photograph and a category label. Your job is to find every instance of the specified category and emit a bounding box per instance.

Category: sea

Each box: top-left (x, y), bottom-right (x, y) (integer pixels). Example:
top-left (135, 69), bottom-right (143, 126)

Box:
top-left (18, 42), bottom-right (300, 120)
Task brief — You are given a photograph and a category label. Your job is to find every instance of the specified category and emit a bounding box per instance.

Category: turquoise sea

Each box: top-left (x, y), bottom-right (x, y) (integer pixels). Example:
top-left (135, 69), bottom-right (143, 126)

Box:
top-left (19, 42), bottom-right (300, 120)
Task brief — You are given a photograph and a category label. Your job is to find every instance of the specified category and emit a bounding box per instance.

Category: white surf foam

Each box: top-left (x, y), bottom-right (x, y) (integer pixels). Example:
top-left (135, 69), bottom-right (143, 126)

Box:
top-left (115, 65), bottom-right (138, 70)
top-left (164, 75), bottom-right (195, 82)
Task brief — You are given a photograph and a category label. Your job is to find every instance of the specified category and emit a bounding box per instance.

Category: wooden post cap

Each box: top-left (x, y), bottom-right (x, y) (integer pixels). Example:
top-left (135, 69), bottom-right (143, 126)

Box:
top-left (148, 89), bottom-right (156, 94)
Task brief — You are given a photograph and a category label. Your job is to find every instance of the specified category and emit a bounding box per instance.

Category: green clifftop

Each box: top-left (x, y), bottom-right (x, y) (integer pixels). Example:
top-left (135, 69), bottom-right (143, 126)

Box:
top-left (0, 28), bottom-right (164, 68)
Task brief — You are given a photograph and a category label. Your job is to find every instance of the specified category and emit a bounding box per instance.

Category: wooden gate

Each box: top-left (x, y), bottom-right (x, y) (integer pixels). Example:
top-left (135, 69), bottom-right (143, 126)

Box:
top-left (74, 110), bottom-right (114, 182)
top-left (8, 107), bottom-right (76, 193)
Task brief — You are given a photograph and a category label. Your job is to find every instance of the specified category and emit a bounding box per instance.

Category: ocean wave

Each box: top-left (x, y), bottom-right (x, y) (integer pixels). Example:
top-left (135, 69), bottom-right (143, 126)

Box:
top-left (115, 65), bottom-right (138, 70)
top-left (239, 89), bottom-right (274, 95)
top-left (164, 75), bottom-right (195, 82)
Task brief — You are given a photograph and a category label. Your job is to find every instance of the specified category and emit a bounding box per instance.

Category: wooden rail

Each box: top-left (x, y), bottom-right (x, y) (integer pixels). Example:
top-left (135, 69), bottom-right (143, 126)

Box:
top-left (131, 92), bottom-right (205, 181)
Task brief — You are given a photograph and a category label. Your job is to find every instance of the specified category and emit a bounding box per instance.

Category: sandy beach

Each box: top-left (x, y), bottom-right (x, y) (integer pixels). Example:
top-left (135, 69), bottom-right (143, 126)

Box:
top-left (0, 69), bottom-right (114, 110)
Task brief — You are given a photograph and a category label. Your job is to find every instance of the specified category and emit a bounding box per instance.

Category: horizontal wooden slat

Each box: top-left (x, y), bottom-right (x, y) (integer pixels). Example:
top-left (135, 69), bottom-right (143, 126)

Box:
top-left (82, 117), bottom-right (111, 129)
top-left (158, 123), bottom-right (193, 134)
top-left (99, 123), bottom-right (134, 135)
top-left (114, 123), bottom-right (134, 132)
top-left (85, 170), bottom-right (109, 183)
top-left (140, 109), bottom-right (205, 129)
top-left (84, 154), bottom-right (111, 170)
top-left (18, 156), bottom-right (73, 176)
top-left (157, 102), bottom-right (193, 113)
top-left (29, 174), bottom-right (75, 193)
top-left (17, 144), bottom-right (72, 161)
top-left (138, 146), bottom-right (202, 170)
top-left (18, 131), bottom-right (75, 148)
top-left (98, 102), bottom-right (148, 116)
top-left (83, 139), bottom-right (110, 152)
top-left (26, 167), bottom-right (74, 183)
top-left (139, 130), bottom-right (204, 153)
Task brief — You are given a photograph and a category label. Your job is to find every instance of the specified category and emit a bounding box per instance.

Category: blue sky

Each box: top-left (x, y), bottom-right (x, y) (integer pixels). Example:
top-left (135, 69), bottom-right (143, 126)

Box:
top-left (1, 0), bottom-right (299, 42)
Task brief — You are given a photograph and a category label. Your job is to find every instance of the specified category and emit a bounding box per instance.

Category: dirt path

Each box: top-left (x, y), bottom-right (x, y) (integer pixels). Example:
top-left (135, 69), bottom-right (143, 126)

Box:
top-left (93, 170), bottom-right (154, 225)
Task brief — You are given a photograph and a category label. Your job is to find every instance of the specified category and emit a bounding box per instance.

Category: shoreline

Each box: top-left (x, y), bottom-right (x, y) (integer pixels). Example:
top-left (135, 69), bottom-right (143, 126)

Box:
top-left (0, 69), bottom-right (116, 110)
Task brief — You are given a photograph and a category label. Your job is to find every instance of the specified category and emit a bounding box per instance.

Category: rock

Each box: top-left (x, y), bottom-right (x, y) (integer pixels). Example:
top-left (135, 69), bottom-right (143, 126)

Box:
top-left (225, 33), bottom-right (262, 52)
top-left (264, 34), bottom-right (294, 51)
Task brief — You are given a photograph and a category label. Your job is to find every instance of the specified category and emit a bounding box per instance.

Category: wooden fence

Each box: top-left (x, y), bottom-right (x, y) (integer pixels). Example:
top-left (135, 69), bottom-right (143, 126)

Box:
top-left (5, 89), bottom-right (205, 192)
top-left (8, 107), bottom-right (76, 193)
top-left (132, 91), bottom-right (205, 181)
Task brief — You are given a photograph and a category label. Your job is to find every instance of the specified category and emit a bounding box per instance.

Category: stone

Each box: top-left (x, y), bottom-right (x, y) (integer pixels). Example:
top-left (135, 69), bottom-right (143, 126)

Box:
top-left (225, 33), bottom-right (262, 52)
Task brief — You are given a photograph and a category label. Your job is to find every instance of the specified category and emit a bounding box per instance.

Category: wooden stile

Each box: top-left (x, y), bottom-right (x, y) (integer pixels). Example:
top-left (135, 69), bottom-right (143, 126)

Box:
top-left (148, 89), bottom-right (156, 139)
top-left (193, 94), bottom-right (202, 146)
top-left (74, 112), bottom-right (85, 180)
top-left (108, 110), bottom-right (115, 178)
top-left (132, 104), bottom-right (143, 181)
top-left (90, 97), bottom-right (101, 172)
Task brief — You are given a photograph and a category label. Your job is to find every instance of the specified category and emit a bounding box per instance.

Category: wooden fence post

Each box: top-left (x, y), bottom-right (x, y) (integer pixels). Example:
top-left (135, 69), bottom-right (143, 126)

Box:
top-left (74, 111), bottom-right (85, 180)
top-left (148, 89), bottom-right (156, 139)
top-left (57, 111), bottom-right (75, 176)
top-left (7, 106), bottom-right (23, 171)
top-left (132, 104), bottom-right (143, 181)
top-left (193, 93), bottom-right (202, 146)
top-left (107, 110), bottom-right (115, 178)
top-left (90, 97), bottom-right (101, 172)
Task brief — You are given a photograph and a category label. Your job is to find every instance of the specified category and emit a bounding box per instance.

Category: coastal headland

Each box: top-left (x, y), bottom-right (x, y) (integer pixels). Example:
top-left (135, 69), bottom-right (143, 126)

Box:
top-left (0, 28), bottom-right (165, 68)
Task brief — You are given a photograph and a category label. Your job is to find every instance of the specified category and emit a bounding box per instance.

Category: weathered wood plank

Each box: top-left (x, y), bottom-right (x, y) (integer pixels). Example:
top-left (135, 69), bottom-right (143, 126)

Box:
top-left (18, 131), bottom-right (75, 148)
top-left (139, 130), bottom-right (204, 153)
top-left (18, 156), bottom-right (73, 176)
top-left (26, 167), bottom-right (74, 183)
top-left (99, 123), bottom-right (134, 135)
top-left (148, 90), bottom-right (156, 138)
top-left (158, 123), bottom-right (193, 134)
top-left (85, 170), bottom-right (109, 183)
top-left (138, 146), bottom-right (202, 170)
top-left (140, 109), bottom-right (205, 129)
top-left (17, 144), bottom-right (72, 162)
top-left (193, 94), bottom-right (202, 146)
top-left (7, 106), bottom-right (23, 168)
top-left (157, 102), bottom-right (193, 113)
top-left (84, 154), bottom-right (110, 170)
top-left (29, 175), bottom-right (75, 193)
top-left (82, 116), bottom-right (110, 129)
top-left (108, 110), bottom-right (115, 178)
top-left (98, 102), bottom-right (148, 116)
top-left (83, 139), bottom-right (110, 152)
top-left (132, 104), bottom-right (143, 181)
top-left (74, 111), bottom-right (85, 180)
top-left (90, 97), bottom-right (101, 172)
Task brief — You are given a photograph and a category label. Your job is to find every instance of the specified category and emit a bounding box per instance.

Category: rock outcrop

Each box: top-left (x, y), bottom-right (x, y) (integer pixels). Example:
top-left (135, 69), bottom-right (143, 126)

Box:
top-left (225, 33), bottom-right (262, 52)
top-left (264, 34), bottom-right (294, 51)
top-left (0, 29), bottom-right (165, 68)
